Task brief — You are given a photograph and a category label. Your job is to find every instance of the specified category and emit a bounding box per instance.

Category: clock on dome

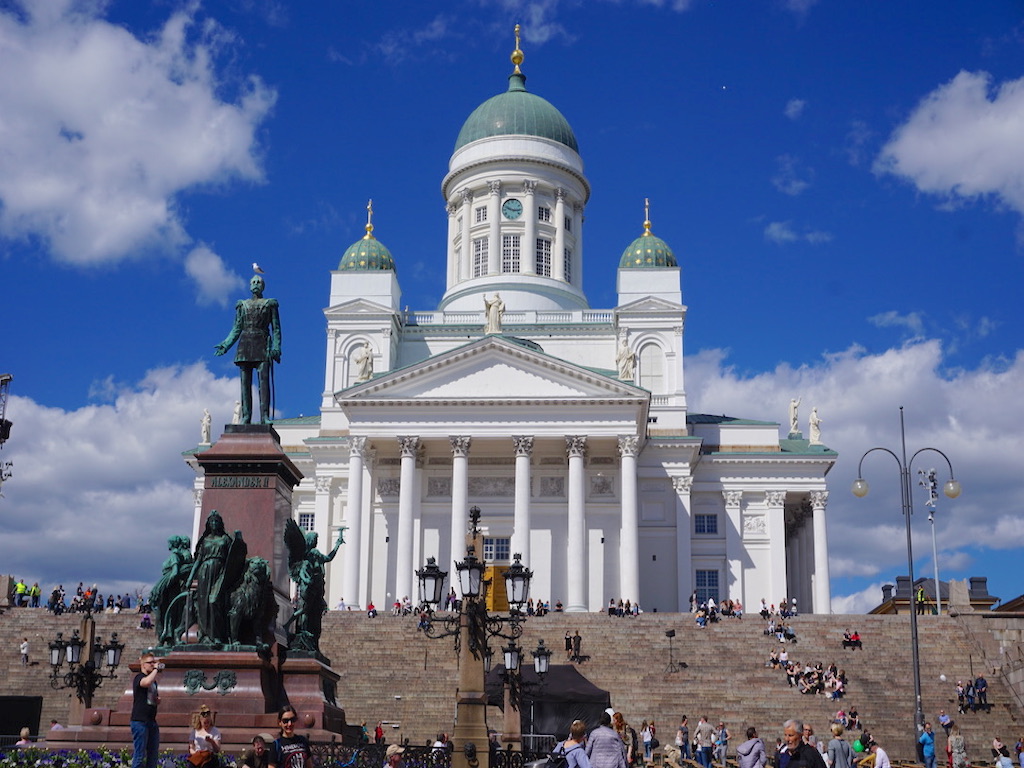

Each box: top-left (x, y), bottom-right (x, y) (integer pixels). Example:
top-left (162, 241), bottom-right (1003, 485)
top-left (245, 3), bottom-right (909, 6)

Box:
top-left (501, 198), bottom-right (524, 220)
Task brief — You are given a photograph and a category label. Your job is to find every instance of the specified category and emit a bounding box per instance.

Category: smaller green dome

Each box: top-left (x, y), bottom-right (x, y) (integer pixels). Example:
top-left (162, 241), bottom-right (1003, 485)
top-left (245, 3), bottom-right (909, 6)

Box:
top-left (619, 202), bottom-right (678, 268)
top-left (339, 199), bottom-right (397, 272)
top-left (620, 232), bottom-right (677, 269)
top-left (339, 235), bottom-right (396, 271)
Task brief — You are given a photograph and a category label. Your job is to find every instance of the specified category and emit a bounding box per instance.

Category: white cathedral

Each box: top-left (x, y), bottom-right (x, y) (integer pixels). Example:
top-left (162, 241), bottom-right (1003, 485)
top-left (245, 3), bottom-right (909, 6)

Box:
top-left (190, 34), bottom-right (836, 615)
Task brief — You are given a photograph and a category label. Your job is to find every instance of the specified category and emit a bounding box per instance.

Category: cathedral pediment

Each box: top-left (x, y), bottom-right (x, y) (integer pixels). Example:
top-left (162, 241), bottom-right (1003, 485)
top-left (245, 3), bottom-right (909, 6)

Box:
top-left (339, 335), bottom-right (647, 403)
top-left (324, 297), bottom-right (395, 317)
top-left (616, 295), bottom-right (685, 314)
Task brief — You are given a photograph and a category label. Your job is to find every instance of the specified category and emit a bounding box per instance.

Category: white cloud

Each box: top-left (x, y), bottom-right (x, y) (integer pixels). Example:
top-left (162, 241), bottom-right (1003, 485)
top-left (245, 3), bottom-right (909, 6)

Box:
top-left (772, 154), bottom-right (813, 196)
top-left (0, 363), bottom-right (238, 597)
top-left (764, 220), bottom-right (833, 245)
top-left (831, 582), bottom-right (885, 615)
top-left (185, 244), bottom-right (245, 306)
top-left (784, 98), bottom-right (806, 120)
top-left (0, 1), bottom-right (275, 265)
top-left (875, 71), bottom-right (1024, 215)
top-left (869, 310), bottom-right (926, 337)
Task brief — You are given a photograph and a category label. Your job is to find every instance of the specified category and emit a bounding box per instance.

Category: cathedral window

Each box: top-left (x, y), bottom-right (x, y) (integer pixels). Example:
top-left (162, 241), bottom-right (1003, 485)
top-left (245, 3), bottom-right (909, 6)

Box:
top-left (298, 512), bottom-right (316, 532)
top-left (502, 234), bottom-right (521, 273)
top-left (473, 238), bottom-right (488, 277)
top-left (537, 206), bottom-right (552, 222)
top-left (483, 537), bottom-right (511, 563)
top-left (638, 343), bottom-right (665, 393)
top-left (695, 569), bottom-right (719, 604)
top-left (535, 238), bottom-right (552, 276)
top-left (564, 216), bottom-right (572, 232)
top-left (695, 514), bottom-right (718, 534)
top-left (563, 247), bottom-right (573, 282)
top-left (475, 206), bottom-right (488, 223)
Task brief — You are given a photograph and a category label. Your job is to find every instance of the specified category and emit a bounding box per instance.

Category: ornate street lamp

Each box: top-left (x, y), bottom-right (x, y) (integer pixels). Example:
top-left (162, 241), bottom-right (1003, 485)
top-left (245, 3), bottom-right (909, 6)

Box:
top-left (531, 639), bottom-right (552, 675)
top-left (416, 506), bottom-right (545, 768)
top-left (851, 406), bottom-right (960, 753)
top-left (48, 623), bottom-right (125, 707)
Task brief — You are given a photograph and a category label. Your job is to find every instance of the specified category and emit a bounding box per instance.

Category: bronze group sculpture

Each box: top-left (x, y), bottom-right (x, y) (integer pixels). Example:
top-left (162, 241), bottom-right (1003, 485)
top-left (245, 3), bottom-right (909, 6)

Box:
top-left (215, 274), bottom-right (282, 425)
top-left (283, 519), bottom-right (345, 655)
top-left (150, 535), bottom-right (193, 647)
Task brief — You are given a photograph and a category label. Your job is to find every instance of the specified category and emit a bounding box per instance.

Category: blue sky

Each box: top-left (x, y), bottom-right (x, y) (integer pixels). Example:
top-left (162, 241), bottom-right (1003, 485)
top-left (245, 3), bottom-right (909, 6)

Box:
top-left (1, 0), bottom-right (1022, 613)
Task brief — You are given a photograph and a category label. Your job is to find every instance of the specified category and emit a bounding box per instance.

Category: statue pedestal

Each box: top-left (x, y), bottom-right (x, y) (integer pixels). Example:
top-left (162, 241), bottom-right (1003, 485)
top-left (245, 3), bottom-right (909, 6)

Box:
top-left (279, 655), bottom-right (346, 735)
top-left (195, 424), bottom-right (303, 636)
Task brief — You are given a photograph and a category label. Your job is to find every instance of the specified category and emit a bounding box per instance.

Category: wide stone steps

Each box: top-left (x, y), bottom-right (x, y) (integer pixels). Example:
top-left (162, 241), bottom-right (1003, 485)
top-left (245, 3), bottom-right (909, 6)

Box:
top-left (0, 607), bottom-right (1018, 761)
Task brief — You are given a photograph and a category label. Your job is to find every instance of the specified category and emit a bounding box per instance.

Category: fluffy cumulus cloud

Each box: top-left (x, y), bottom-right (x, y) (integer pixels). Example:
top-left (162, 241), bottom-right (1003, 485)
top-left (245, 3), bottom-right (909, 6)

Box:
top-left (764, 220), bottom-right (832, 245)
top-left (0, 0), bottom-right (275, 271)
top-left (185, 244), bottom-right (246, 306)
top-left (784, 98), bottom-right (806, 120)
top-left (0, 363), bottom-right (238, 597)
top-left (686, 340), bottom-right (1024, 613)
top-left (875, 71), bottom-right (1024, 215)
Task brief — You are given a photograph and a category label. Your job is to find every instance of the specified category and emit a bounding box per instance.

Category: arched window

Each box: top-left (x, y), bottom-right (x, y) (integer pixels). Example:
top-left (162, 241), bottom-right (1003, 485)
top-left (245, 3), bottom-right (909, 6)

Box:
top-left (638, 343), bottom-right (664, 393)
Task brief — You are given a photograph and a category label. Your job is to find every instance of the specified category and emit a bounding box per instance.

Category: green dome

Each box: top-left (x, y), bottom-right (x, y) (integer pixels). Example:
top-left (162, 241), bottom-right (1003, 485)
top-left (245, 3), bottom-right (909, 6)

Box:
top-left (339, 235), bottom-right (396, 272)
top-left (455, 73), bottom-right (579, 153)
top-left (619, 231), bottom-right (678, 269)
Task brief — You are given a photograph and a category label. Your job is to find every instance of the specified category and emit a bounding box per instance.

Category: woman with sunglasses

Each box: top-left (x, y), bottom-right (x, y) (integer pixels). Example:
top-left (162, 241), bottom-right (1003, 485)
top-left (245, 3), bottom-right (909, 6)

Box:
top-left (269, 706), bottom-right (312, 768)
top-left (188, 705), bottom-right (222, 767)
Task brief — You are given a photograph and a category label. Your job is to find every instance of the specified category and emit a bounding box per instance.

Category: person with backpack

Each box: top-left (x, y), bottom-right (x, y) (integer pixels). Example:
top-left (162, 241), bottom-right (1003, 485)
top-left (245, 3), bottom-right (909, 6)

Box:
top-left (553, 720), bottom-right (593, 768)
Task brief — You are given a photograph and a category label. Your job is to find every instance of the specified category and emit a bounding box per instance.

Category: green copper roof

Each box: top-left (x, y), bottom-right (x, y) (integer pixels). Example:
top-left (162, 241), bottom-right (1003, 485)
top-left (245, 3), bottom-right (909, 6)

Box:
top-left (619, 231), bottom-right (678, 269)
top-left (339, 235), bottom-right (396, 272)
top-left (455, 73), bottom-right (579, 153)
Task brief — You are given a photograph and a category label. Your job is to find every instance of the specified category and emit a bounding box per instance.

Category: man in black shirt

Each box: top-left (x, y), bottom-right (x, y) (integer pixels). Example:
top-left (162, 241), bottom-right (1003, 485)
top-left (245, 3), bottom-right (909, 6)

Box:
top-left (131, 652), bottom-right (163, 768)
top-left (779, 720), bottom-right (825, 768)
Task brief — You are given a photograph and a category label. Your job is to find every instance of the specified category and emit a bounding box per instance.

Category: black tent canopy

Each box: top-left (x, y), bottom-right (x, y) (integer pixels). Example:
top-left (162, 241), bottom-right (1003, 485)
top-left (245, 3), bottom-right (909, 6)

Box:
top-left (485, 664), bottom-right (611, 740)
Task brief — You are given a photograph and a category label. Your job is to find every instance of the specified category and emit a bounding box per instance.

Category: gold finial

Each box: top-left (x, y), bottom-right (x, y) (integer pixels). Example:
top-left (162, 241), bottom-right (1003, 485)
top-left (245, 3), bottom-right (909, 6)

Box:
top-left (363, 199), bottom-right (375, 240)
top-left (642, 197), bottom-right (652, 236)
top-left (511, 24), bottom-right (524, 74)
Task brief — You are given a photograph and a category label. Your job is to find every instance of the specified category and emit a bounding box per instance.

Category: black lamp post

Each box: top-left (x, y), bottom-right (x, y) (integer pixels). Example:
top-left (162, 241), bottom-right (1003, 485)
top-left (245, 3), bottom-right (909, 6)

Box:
top-left (48, 611), bottom-right (125, 708)
top-left (416, 506), bottom-right (544, 768)
top-left (851, 407), bottom-right (961, 752)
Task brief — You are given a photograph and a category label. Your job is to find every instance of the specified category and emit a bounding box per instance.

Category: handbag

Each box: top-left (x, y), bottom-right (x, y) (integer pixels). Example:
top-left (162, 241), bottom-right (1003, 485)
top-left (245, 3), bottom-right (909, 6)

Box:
top-left (189, 751), bottom-right (219, 768)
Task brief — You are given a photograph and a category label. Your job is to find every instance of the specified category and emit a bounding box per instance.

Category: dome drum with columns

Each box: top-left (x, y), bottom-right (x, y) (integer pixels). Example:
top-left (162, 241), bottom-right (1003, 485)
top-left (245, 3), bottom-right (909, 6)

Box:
top-left (188, 28), bottom-right (836, 615)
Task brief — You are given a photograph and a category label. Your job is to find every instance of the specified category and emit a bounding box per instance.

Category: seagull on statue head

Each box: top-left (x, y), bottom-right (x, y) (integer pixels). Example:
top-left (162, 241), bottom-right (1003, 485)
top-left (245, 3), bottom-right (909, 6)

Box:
top-left (252, 262), bottom-right (265, 275)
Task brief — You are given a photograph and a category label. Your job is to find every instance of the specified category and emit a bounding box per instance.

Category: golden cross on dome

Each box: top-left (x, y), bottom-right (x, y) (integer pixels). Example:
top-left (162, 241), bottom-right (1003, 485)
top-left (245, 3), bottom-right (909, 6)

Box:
top-left (364, 199), bottom-right (375, 240)
top-left (511, 24), bottom-right (524, 74)
top-left (643, 197), bottom-right (652, 235)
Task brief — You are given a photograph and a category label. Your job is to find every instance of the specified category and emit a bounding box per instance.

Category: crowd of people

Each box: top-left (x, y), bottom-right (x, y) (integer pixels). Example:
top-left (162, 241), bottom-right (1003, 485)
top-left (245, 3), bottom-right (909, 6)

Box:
top-left (34, 582), bottom-right (144, 615)
top-left (953, 676), bottom-right (990, 714)
top-left (766, 654), bottom-right (850, 701)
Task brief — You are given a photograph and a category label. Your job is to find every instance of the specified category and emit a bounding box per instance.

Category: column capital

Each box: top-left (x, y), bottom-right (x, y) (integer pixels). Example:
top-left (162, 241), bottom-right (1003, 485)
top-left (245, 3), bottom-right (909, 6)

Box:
top-left (450, 435), bottom-right (472, 458)
top-left (723, 490), bottom-right (743, 508)
top-left (810, 490), bottom-right (829, 510)
top-left (488, 180), bottom-right (502, 195)
top-left (349, 436), bottom-right (368, 459)
top-left (617, 435), bottom-right (640, 458)
top-left (193, 488), bottom-right (204, 506)
top-left (565, 435), bottom-right (588, 459)
top-left (765, 490), bottom-right (786, 508)
top-left (398, 435), bottom-right (420, 458)
top-left (512, 435), bottom-right (534, 457)
top-left (315, 476), bottom-right (333, 494)
top-left (460, 188), bottom-right (473, 204)
top-left (447, 202), bottom-right (458, 217)
top-left (522, 179), bottom-right (538, 195)
top-left (671, 476), bottom-right (693, 494)
top-left (555, 187), bottom-right (567, 202)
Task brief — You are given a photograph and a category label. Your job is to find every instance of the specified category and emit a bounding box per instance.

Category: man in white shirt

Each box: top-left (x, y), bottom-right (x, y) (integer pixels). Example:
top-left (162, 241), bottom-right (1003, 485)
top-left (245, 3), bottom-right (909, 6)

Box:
top-left (869, 741), bottom-right (891, 768)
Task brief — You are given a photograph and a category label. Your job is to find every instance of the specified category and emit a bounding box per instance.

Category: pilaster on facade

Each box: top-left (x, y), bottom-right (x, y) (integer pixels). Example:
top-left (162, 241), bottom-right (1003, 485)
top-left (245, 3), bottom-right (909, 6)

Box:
top-left (722, 489), bottom-right (744, 603)
top-left (670, 474), bottom-right (693, 610)
top-left (450, 435), bottom-right (472, 570)
top-left (566, 435), bottom-right (588, 612)
top-left (512, 435), bottom-right (534, 566)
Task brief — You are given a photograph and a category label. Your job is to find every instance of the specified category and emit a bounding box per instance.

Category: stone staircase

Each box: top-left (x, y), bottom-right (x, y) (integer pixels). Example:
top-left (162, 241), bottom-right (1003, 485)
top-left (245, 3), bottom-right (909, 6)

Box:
top-left (0, 608), bottom-right (1020, 760)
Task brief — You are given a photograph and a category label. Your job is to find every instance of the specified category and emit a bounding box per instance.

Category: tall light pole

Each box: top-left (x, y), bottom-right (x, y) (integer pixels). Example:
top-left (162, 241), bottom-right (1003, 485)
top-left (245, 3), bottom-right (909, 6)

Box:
top-left (918, 468), bottom-right (942, 615)
top-left (851, 407), bottom-right (961, 748)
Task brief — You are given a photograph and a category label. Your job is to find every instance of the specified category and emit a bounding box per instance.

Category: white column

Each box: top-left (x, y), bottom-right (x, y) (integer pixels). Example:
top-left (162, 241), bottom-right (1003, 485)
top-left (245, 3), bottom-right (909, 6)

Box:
top-left (553, 188), bottom-right (567, 282)
top-left (446, 202), bottom-right (458, 287)
top-left (723, 490), bottom-right (743, 602)
top-left (618, 436), bottom-right (640, 605)
top-left (522, 180), bottom-right (537, 274)
top-left (672, 476), bottom-right (693, 611)
top-left (566, 435), bottom-right (588, 612)
top-left (342, 437), bottom-right (367, 609)
top-left (450, 436), bottom-right (471, 570)
top-left (765, 490), bottom-right (787, 611)
top-left (811, 490), bottom-right (831, 614)
top-left (799, 509), bottom-right (813, 608)
top-left (572, 202), bottom-right (583, 289)
top-left (488, 180), bottom-right (501, 275)
top-left (459, 189), bottom-right (473, 281)
top-left (512, 436), bottom-right (534, 565)
top-left (396, 436), bottom-right (420, 608)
